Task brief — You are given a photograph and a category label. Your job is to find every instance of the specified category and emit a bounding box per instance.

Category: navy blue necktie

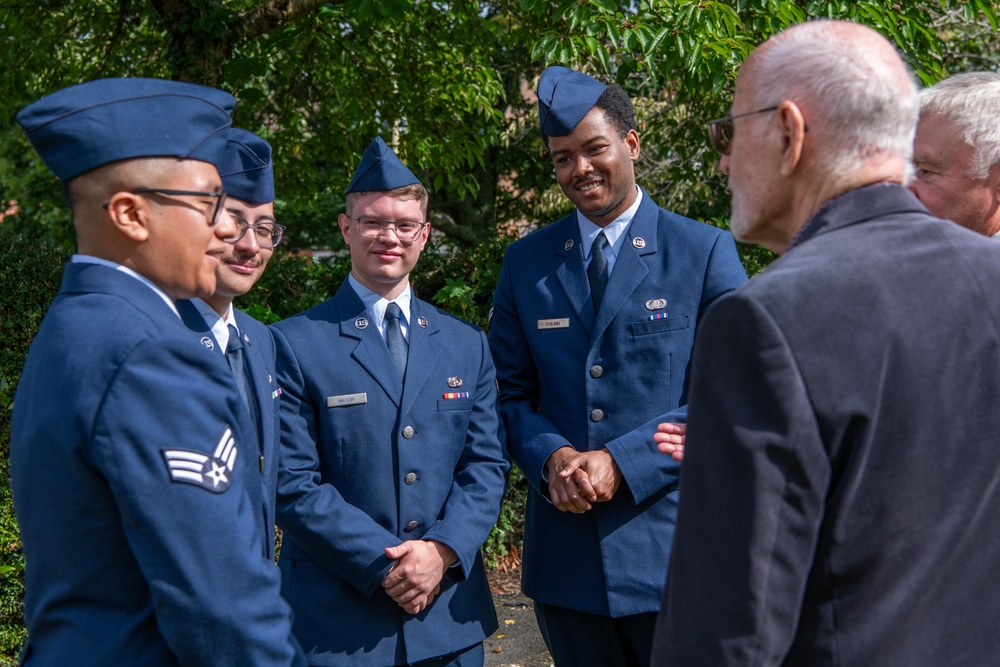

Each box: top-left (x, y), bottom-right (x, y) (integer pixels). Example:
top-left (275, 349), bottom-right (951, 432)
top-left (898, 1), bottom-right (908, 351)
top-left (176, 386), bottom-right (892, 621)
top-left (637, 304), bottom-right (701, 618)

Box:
top-left (227, 324), bottom-right (262, 471)
top-left (226, 324), bottom-right (259, 437)
top-left (588, 232), bottom-right (609, 311)
top-left (385, 302), bottom-right (408, 379)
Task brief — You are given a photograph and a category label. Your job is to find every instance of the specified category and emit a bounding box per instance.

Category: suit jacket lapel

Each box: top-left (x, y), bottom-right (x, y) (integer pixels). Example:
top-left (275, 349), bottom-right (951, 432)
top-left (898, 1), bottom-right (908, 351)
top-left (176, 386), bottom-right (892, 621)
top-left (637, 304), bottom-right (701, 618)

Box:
top-left (593, 193), bottom-right (658, 337)
top-left (336, 284), bottom-right (403, 407)
top-left (551, 215), bottom-right (595, 336)
top-left (400, 300), bottom-right (442, 417)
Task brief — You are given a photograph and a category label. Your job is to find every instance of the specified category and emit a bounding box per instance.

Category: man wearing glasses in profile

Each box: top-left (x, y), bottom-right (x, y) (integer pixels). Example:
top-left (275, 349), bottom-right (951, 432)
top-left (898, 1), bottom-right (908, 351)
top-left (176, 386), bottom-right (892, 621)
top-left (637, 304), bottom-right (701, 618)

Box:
top-left (272, 136), bottom-right (508, 667)
top-left (177, 127), bottom-right (287, 559)
top-left (12, 80), bottom-right (303, 665)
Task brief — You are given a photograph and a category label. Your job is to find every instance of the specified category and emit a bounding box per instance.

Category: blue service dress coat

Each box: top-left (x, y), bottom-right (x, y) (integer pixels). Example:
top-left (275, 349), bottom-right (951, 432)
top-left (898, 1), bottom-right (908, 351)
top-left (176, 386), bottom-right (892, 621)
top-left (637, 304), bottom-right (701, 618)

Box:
top-left (10, 262), bottom-right (303, 667)
top-left (177, 301), bottom-right (282, 558)
top-left (272, 282), bottom-right (509, 666)
top-left (653, 184), bottom-right (1000, 666)
top-left (487, 190), bottom-right (747, 617)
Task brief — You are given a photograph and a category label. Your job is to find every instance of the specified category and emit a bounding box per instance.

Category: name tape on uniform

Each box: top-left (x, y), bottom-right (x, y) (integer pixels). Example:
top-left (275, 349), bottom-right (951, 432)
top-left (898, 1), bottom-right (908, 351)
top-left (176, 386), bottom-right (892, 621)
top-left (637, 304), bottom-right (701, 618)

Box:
top-left (537, 318), bottom-right (570, 330)
top-left (327, 392), bottom-right (368, 408)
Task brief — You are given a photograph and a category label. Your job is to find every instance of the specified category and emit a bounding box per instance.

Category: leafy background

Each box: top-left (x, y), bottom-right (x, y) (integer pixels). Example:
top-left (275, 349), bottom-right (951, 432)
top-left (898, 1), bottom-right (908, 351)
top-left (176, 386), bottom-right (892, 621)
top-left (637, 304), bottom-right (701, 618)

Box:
top-left (2, 0), bottom-right (999, 661)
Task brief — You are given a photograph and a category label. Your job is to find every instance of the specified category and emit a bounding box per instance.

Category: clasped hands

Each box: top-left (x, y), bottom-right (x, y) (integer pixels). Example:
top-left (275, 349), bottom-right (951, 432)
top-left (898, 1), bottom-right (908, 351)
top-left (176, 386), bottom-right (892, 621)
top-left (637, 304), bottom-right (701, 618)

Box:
top-left (382, 539), bottom-right (457, 615)
top-left (545, 446), bottom-right (622, 513)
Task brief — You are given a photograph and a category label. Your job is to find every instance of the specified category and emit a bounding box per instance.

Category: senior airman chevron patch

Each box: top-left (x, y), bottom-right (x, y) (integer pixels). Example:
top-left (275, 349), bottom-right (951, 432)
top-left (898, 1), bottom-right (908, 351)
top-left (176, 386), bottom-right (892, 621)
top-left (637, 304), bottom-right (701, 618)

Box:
top-left (161, 426), bottom-right (238, 493)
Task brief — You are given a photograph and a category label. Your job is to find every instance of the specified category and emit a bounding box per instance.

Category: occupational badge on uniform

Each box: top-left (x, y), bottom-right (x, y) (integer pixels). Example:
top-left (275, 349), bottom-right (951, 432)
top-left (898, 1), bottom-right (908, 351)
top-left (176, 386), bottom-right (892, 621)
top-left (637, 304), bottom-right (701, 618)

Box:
top-left (564, 239), bottom-right (574, 251)
top-left (244, 333), bottom-right (251, 346)
top-left (645, 298), bottom-right (667, 311)
top-left (268, 374), bottom-right (273, 383)
top-left (355, 317), bottom-right (369, 330)
top-left (161, 426), bottom-right (238, 493)
top-left (418, 317), bottom-right (429, 328)
top-left (447, 377), bottom-right (463, 388)
top-left (632, 237), bottom-right (646, 249)
top-left (200, 336), bottom-right (214, 350)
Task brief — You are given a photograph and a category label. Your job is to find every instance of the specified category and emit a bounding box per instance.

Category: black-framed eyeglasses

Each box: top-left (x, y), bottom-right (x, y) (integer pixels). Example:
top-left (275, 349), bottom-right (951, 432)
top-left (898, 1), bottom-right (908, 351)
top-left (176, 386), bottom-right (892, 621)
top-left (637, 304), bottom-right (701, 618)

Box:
top-left (102, 188), bottom-right (228, 226)
top-left (707, 106), bottom-right (779, 156)
top-left (351, 216), bottom-right (428, 242)
top-left (227, 216), bottom-right (286, 248)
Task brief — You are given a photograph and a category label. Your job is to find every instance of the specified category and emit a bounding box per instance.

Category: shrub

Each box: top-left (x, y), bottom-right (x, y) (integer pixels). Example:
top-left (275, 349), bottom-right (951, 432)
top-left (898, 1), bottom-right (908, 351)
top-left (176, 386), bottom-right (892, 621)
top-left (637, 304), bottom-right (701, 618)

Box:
top-left (0, 221), bottom-right (71, 663)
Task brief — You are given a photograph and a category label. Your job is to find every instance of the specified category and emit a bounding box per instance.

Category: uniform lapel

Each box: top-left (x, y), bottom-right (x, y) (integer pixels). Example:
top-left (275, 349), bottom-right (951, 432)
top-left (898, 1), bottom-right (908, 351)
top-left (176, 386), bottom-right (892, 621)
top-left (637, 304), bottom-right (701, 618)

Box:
top-left (337, 284), bottom-right (403, 407)
top-left (176, 299), bottom-right (222, 352)
top-left (593, 193), bottom-right (659, 337)
top-left (551, 215), bottom-right (595, 335)
top-left (400, 299), bottom-right (441, 417)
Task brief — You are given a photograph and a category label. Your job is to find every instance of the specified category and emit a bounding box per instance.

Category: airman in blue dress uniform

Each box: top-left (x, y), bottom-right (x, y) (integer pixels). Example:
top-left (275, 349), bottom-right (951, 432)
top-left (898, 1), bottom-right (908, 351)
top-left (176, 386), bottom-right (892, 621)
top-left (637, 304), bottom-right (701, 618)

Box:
top-left (177, 128), bottom-right (285, 558)
top-left (273, 137), bottom-right (509, 666)
top-left (487, 67), bottom-right (748, 666)
top-left (11, 79), bottom-right (304, 666)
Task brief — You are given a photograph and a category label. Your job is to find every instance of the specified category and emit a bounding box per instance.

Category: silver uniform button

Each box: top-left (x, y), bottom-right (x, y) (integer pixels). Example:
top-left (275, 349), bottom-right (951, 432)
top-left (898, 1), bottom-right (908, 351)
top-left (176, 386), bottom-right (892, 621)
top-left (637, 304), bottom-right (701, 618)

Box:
top-left (591, 409), bottom-right (604, 422)
top-left (404, 472), bottom-right (418, 485)
top-left (405, 520), bottom-right (420, 532)
top-left (590, 365), bottom-right (604, 378)
top-left (402, 425), bottom-right (415, 439)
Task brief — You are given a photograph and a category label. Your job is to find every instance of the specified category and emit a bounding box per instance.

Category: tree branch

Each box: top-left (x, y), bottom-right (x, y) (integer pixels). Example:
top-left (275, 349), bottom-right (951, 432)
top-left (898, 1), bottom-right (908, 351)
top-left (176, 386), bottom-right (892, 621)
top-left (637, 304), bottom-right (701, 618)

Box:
top-left (429, 214), bottom-right (483, 247)
top-left (237, 0), bottom-right (348, 43)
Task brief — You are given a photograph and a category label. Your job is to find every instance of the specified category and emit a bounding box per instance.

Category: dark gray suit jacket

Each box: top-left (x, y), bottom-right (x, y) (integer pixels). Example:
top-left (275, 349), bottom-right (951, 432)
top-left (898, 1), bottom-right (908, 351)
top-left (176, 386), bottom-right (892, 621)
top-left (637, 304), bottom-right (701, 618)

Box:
top-left (654, 184), bottom-right (1000, 666)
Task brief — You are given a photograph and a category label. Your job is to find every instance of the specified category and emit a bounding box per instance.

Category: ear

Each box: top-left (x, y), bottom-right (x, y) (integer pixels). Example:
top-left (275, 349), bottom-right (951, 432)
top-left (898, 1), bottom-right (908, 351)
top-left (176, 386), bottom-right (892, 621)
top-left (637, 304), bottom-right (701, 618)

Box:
top-left (625, 129), bottom-right (640, 161)
top-left (777, 100), bottom-right (806, 177)
top-left (338, 213), bottom-right (352, 243)
top-left (105, 191), bottom-right (150, 243)
top-left (416, 220), bottom-right (431, 252)
top-left (988, 162), bottom-right (1000, 201)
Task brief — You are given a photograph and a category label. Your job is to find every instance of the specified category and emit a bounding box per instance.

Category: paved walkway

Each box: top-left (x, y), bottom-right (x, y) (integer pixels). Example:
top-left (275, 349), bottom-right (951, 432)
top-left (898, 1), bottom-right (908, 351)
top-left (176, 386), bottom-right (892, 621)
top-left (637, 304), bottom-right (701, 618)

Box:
top-left (484, 569), bottom-right (552, 667)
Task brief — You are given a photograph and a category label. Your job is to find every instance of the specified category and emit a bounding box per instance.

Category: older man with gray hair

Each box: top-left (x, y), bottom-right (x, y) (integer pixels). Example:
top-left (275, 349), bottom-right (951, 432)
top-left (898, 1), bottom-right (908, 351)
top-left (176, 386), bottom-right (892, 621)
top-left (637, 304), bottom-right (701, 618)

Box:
top-left (652, 20), bottom-right (1000, 667)
top-left (910, 71), bottom-right (1000, 237)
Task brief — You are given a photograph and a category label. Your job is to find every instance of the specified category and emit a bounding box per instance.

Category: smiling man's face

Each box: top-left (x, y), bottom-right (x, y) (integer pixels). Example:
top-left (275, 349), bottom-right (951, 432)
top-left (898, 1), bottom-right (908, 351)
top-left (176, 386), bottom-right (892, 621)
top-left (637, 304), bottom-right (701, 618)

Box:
top-left (547, 106), bottom-right (640, 228)
top-left (209, 198), bottom-right (275, 304)
top-left (338, 191), bottom-right (429, 299)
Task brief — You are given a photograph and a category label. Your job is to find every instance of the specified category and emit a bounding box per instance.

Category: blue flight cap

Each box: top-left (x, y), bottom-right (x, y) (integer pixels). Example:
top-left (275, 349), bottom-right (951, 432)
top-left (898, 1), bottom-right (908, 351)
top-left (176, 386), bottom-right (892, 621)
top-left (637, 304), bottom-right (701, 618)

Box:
top-left (537, 66), bottom-right (607, 137)
top-left (16, 78), bottom-right (235, 182)
top-left (346, 136), bottom-right (422, 194)
top-left (218, 128), bottom-right (274, 205)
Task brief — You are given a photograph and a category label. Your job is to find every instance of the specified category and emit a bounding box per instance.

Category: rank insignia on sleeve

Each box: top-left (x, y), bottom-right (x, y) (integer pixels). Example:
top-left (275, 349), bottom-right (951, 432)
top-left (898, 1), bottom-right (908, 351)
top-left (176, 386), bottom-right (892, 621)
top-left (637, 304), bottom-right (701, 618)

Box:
top-left (161, 426), bottom-right (238, 493)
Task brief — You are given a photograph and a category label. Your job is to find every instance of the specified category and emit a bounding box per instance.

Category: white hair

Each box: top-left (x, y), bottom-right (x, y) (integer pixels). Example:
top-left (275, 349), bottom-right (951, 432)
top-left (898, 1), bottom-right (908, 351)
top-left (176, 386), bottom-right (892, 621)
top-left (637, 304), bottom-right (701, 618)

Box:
top-left (920, 72), bottom-right (1000, 178)
top-left (750, 21), bottom-right (919, 179)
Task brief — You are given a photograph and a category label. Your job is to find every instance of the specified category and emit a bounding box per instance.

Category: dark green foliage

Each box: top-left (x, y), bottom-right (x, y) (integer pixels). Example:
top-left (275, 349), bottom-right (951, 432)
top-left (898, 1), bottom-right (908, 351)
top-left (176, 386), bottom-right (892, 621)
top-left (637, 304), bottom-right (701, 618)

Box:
top-left (0, 221), bottom-right (72, 662)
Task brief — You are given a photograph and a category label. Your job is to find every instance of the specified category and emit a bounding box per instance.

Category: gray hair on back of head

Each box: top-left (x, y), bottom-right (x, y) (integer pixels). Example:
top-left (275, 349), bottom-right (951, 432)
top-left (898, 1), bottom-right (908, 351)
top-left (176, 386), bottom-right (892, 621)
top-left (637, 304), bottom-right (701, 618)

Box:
top-left (920, 72), bottom-right (1000, 179)
top-left (750, 20), bottom-right (919, 179)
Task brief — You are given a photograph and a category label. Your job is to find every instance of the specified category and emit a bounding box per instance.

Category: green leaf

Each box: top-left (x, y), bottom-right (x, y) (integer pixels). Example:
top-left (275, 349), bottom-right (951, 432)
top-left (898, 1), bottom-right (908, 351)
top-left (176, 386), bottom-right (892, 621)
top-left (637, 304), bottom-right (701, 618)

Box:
top-left (531, 34), bottom-right (560, 62)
